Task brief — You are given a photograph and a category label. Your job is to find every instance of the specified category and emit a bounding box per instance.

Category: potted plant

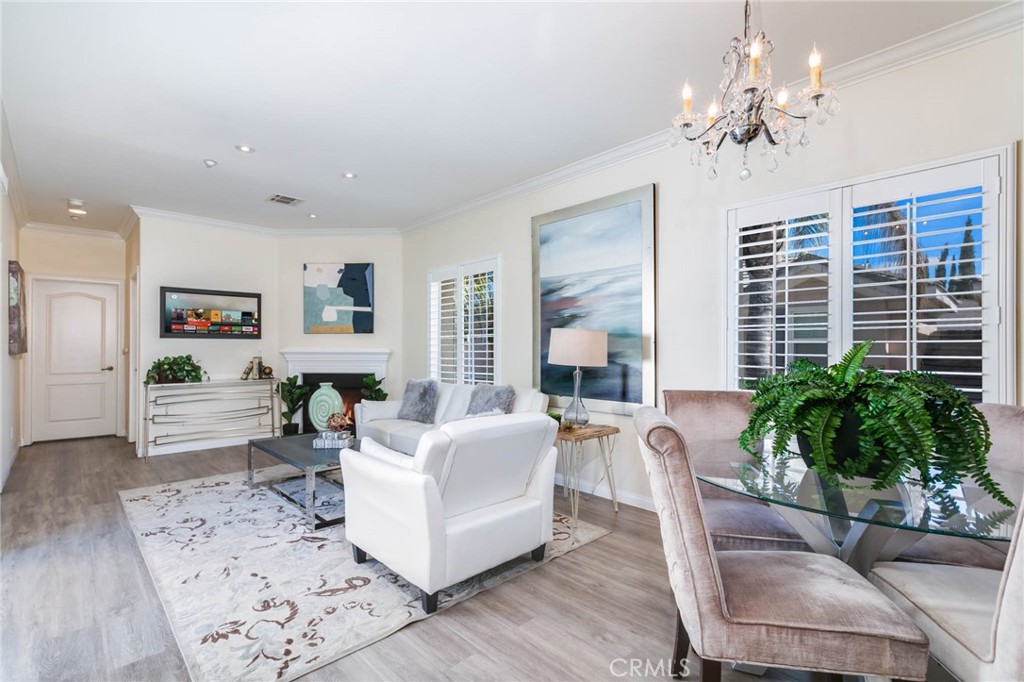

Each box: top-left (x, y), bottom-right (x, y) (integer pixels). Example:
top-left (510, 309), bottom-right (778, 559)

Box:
top-left (144, 355), bottom-right (206, 385)
top-left (276, 375), bottom-right (311, 436)
top-left (739, 340), bottom-right (1012, 506)
top-left (361, 374), bottom-right (388, 401)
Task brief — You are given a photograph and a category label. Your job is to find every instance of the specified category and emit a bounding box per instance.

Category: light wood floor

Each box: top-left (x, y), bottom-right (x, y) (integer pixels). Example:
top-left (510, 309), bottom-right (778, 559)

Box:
top-left (2, 436), bottom-right (819, 682)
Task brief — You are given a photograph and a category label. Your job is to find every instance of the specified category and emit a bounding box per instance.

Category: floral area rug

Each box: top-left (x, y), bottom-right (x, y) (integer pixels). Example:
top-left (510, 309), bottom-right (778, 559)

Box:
top-left (119, 467), bottom-right (609, 682)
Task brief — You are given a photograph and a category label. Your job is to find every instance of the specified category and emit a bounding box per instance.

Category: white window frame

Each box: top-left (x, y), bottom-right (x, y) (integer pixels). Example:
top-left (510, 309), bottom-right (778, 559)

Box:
top-left (724, 145), bottom-right (1016, 403)
top-left (427, 256), bottom-right (502, 385)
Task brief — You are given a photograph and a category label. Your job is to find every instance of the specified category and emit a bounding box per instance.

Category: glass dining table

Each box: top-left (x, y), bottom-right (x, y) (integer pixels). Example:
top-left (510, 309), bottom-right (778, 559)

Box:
top-left (696, 453), bottom-right (1020, 576)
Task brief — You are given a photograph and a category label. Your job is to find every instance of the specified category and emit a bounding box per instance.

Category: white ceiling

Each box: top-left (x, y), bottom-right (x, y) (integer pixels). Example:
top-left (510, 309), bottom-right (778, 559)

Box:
top-left (1, 1), bottom-right (1010, 235)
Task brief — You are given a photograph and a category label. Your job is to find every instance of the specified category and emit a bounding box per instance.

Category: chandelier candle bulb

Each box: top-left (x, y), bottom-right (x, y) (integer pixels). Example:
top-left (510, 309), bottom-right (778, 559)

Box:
top-left (749, 39), bottom-right (762, 80)
top-left (706, 101), bottom-right (718, 129)
top-left (809, 46), bottom-right (822, 90)
top-left (777, 88), bottom-right (789, 110)
top-left (682, 82), bottom-right (693, 115)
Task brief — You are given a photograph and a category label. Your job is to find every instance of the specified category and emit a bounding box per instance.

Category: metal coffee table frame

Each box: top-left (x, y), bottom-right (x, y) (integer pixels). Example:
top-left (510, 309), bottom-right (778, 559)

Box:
top-left (247, 433), bottom-right (346, 530)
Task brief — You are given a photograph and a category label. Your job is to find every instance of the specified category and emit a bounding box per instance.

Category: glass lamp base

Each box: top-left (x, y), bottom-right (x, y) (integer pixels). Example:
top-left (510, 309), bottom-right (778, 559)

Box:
top-left (563, 367), bottom-right (590, 427)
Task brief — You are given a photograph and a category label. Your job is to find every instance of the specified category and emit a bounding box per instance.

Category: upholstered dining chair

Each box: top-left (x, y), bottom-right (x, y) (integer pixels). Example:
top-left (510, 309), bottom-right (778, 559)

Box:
top-left (340, 412), bottom-right (558, 613)
top-left (661, 390), bottom-right (809, 552)
top-left (869, 499), bottom-right (1022, 682)
top-left (896, 402), bottom-right (1024, 570)
top-left (635, 406), bottom-right (929, 682)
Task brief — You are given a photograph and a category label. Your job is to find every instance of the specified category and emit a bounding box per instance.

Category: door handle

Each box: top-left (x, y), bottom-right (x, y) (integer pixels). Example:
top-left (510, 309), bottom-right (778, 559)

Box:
top-left (101, 366), bottom-right (114, 371)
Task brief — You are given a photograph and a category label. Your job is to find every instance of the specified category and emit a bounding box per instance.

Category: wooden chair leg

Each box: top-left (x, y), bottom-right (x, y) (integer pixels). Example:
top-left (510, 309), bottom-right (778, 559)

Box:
top-left (700, 658), bottom-right (722, 682)
top-left (421, 590), bottom-right (438, 614)
top-left (352, 545), bottom-right (367, 564)
top-left (672, 609), bottom-right (691, 679)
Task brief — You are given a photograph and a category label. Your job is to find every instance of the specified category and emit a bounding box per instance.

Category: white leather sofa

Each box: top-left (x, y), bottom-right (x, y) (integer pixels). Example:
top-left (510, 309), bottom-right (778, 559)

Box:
top-left (354, 382), bottom-right (549, 455)
top-left (340, 412), bottom-right (559, 613)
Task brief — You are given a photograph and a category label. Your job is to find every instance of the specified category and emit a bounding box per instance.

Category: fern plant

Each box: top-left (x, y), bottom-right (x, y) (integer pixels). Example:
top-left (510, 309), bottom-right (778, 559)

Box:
top-left (739, 340), bottom-right (1011, 507)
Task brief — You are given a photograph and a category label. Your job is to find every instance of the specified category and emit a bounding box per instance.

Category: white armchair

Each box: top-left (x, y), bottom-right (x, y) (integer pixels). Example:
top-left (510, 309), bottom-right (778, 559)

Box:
top-left (339, 412), bottom-right (558, 613)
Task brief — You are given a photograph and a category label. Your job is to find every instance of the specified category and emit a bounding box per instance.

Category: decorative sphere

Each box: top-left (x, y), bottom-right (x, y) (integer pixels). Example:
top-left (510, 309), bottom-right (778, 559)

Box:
top-left (326, 412), bottom-right (347, 432)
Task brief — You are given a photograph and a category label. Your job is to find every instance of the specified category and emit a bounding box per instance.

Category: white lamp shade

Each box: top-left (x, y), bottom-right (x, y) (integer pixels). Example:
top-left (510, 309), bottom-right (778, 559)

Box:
top-left (548, 328), bottom-right (608, 368)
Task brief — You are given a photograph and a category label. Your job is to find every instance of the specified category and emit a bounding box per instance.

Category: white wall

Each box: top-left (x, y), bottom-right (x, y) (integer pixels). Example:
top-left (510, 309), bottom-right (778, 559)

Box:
top-left (137, 215), bottom-right (278, 385)
top-left (275, 234), bottom-right (404, 393)
top-left (0, 176), bottom-right (20, 489)
top-left (18, 227), bottom-right (126, 280)
top-left (402, 31), bottom-right (1024, 509)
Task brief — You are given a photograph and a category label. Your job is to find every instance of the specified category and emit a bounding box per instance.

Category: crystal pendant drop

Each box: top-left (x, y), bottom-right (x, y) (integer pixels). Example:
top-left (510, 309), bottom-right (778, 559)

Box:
top-left (739, 167), bottom-right (752, 181)
top-left (707, 164), bottom-right (719, 180)
top-left (799, 131), bottom-right (811, 147)
top-left (767, 152), bottom-right (780, 173)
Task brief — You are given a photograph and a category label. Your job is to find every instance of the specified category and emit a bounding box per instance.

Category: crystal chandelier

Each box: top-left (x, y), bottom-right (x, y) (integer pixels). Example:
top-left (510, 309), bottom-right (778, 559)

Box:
top-left (670, 0), bottom-right (840, 180)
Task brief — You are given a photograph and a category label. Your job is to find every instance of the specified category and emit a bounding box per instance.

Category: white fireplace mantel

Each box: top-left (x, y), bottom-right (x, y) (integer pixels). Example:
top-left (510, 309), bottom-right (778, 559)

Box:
top-left (279, 348), bottom-right (391, 378)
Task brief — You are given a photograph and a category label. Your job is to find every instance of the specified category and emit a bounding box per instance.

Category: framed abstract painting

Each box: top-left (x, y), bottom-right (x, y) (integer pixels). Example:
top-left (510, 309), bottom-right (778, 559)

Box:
top-left (8, 260), bottom-right (26, 355)
top-left (532, 185), bottom-right (655, 414)
top-left (303, 263), bottom-right (374, 334)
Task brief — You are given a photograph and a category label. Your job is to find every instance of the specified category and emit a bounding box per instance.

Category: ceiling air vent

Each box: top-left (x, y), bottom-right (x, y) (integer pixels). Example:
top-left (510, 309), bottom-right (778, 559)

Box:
top-left (266, 194), bottom-right (304, 206)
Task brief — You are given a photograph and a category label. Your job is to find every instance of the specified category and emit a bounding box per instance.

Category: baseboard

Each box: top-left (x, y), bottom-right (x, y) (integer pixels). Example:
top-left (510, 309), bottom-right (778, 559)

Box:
top-left (553, 472), bottom-right (655, 512)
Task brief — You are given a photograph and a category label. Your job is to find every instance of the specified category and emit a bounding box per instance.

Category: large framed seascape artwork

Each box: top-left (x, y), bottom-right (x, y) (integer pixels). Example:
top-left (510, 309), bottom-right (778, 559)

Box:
top-left (532, 185), bottom-right (655, 414)
top-left (303, 263), bottom-right (374, 334)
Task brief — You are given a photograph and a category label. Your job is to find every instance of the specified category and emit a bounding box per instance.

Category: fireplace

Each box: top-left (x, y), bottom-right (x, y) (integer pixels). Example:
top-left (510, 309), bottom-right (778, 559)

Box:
top-left (300, 373), bottom-right (367, 434)
top-left (279, 348), bottom-right (392, 434)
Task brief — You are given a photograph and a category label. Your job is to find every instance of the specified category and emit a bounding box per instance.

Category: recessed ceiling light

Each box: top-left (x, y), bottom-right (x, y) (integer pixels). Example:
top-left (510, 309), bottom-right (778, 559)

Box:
top-left (67, 199), bottom-right (87, 215)
top-left (307, 213), bottom-right (317, 219)
top-left (235, 144), bottom-right (255, 153)
top-left (342, 172), bottom-right (358, 179)
top-left (70, 215), bottom-right (81, 221)
top-left (203, 159), bottom-right (218, 168)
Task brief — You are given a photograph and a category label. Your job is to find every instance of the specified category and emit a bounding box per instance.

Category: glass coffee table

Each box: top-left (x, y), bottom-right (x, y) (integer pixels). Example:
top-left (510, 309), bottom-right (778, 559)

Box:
top-left (247, 433), bottom-right (348, 530)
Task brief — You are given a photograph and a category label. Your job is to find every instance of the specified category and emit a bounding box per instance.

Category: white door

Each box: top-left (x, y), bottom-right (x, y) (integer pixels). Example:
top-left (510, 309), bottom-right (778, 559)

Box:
top-left (31, 279), bottom-right (119, 441)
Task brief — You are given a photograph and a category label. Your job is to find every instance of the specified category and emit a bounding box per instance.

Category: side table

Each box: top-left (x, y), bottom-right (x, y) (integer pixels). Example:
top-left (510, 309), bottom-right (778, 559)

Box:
top-left (555, 423), bottom-right (620, 537)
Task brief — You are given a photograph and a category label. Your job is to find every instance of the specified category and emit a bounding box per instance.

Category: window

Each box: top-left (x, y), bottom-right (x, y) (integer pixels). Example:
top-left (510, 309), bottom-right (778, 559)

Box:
top-left (428, 258), bottom-right (500, 384)
top-left (727, 151), bottom-right (1014, 402)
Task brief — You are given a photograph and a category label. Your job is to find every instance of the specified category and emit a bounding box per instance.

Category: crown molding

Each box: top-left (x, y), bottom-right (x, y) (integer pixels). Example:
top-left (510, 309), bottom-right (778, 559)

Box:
top-left (22, 221), bottom-right (125, 241)
top-left (117, 208), bottom-right (139, 239)
top-left (131, 205), bottom-right (401, 238)
top-left (827, 3), bottom-right (1022, 90)
top-left (398, 130), bottom-right (668, 234)
top-left (397, 5), bottom-right (1022, 236)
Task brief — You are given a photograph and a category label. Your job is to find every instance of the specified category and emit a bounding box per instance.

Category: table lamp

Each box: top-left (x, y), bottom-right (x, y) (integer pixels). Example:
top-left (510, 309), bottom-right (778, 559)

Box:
top-left (548, 327), bottom-right (608, 427)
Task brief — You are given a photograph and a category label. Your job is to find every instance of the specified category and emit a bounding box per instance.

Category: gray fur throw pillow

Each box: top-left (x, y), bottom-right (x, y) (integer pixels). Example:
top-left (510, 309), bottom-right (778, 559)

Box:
top-left (397, 378), bottom-right (440, 424)
top-left (466, 384), bottom-right (516, 416)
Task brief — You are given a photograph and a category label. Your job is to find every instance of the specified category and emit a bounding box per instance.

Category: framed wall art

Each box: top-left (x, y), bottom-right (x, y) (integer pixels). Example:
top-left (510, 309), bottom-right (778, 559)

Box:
top-left (303, 263), bottom-right (374, 334)
top-left (8, 260), bottom-right (26, 355)
top-left (532, 185), bottom-right (655, 413)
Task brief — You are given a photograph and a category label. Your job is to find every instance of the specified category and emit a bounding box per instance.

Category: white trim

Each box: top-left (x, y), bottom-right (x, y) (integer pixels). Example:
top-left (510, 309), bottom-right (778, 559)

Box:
top-left (118, 209), bottom-right (139, 239)
top-left (21, 221), bottom-right (125, 241)
top-left (553, 472), bottom-right (654, 512)
top-left (279, 348), bottom-right (392, 378)
top-left (0, 161), bottom-right (8, 194)
top-left (22, 275), bottom-right (125, 446)
top-left (823, 3), bottom-right (1023, 91)
top-left (131, 205), bottom-right (402, 237)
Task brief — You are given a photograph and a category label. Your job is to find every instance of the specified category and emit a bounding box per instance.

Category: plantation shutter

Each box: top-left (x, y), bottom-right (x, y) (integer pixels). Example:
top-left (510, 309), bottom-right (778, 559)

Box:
top-left (429, 258), bottom-right (500, 385)
top-left (726, 152), bottom-right (1009, 402)
top-left (729, 192), bottom-right (837, 389)
top-left (846, 158), bottom-right (1001, 402)
top-left (428, 267), bottom-right (459, 383)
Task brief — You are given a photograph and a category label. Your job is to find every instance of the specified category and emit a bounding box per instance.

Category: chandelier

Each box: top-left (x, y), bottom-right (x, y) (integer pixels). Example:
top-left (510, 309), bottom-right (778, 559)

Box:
top-left (670, 0), bottom-right (839, 180)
